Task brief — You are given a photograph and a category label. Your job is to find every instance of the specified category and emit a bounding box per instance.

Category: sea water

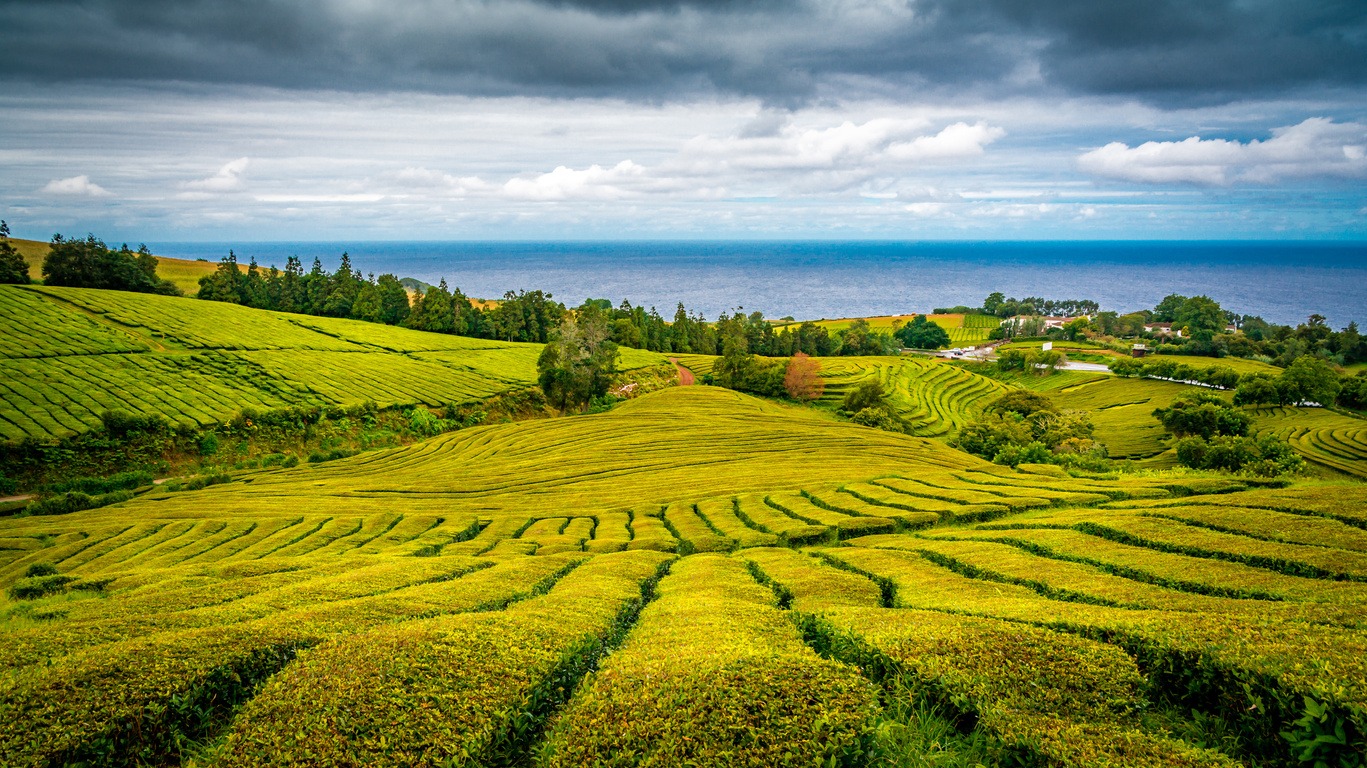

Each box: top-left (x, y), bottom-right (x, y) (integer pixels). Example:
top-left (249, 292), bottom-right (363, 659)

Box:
top-left (149, 241), bottom-right (1367, 327)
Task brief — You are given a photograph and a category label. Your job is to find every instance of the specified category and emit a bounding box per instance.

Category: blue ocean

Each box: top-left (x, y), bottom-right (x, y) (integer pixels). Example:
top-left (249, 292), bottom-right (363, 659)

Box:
top-left (148, 241), bottom-right (1367, 328)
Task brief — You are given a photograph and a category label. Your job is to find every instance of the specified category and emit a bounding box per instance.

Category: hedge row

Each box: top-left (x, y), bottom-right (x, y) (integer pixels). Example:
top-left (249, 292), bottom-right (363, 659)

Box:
top-left (210, 549), bottom-right (672, 767)
top-left (539, 553), bottom-right (881, 767)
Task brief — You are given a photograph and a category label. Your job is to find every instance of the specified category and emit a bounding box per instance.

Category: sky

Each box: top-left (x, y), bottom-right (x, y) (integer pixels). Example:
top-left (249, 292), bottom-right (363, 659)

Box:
top-left (1, 0), bottom-right (1365, 241)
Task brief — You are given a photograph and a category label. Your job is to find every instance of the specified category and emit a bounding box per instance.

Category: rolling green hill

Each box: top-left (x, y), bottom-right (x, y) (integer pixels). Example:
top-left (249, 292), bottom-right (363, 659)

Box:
top-left (1, 385), bottom-right (1363, 767)
top-left (0, 284), bottom-right (666, 443)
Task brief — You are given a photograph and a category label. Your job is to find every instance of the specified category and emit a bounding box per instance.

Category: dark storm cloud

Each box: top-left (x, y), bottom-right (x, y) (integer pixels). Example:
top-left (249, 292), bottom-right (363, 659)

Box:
top-left (0, 0), bottom-right (1362, 103)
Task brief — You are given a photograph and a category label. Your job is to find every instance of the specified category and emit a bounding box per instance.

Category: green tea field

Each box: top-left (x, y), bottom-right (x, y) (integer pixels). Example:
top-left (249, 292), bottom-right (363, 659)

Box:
top-left (2, 386), bottom-right (1364, 767)
top-left (816, 356), bottom-right (1012, 436)
top-left (0, 285), bottom-right (666, 441)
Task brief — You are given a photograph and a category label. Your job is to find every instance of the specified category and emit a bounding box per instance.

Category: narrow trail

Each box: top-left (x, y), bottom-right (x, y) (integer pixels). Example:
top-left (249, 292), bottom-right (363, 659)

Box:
top-left (668, 358), bottom-right (695, 386)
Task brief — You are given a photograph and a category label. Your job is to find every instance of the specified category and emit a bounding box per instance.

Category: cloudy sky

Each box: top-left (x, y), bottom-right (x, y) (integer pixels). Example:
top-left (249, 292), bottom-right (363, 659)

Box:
top-left (1, 0), bottom-right (1364, 241)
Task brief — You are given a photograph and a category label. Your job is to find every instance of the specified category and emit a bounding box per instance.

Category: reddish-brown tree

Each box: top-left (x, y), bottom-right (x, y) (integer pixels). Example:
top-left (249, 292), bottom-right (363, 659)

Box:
top-left (783, 351), bottom-right (824, 402)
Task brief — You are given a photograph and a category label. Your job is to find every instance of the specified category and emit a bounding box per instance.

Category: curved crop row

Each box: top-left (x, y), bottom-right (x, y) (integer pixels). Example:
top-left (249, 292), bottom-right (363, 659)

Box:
top-left (538, 553), bottom-right (881, 768)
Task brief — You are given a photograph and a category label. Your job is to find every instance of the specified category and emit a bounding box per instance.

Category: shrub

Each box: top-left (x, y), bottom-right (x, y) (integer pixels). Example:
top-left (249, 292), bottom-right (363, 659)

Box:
top-left (8, 573), bottom-right (79, 600)
top-left (25, 562), bottom-right (59, 578)
top-left (842, 379), bottom-right (887, 413)
top-left (100, 409), bottom-right (171, 438)
top-left (46, 470), bottom-right (154, 495)
top-left (993, 441), bottom-right (1053, 467)
top-left (1174, 434), bottom-right (1304, 477)
top-left (308, 449), bottom-right (356, 464)
top-left (198, 433), bottom-right (220, 456)
top-left (850, 406), bottom-right (903, 432)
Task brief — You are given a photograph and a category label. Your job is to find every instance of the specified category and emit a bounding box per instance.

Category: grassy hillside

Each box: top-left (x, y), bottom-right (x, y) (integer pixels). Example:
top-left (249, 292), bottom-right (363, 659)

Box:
top-left (9, 237), bottom-right (224, 296)
top-left (0, 284), bottom-right (666, 443)
top-left (1, 385), bottom-right (1363, 767)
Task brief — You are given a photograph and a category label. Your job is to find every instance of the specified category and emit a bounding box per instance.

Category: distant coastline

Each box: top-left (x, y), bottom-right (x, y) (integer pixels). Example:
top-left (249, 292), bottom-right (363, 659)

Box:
top-left (145, 240), bottom-right (1367, 327)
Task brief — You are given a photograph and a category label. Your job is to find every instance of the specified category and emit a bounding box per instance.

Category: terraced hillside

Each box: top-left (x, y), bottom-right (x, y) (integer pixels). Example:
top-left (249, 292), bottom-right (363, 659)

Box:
top-left (817, 356), bottom-right (1013, 436)
top-left (0, 285), bottom-right (666, 441)
top-left (3, 386), bottom-right (1360, 767)
top-left (673, 354), bottom-right (1011, 437)
top-left (1253, 406), bottom-right (1367, 479)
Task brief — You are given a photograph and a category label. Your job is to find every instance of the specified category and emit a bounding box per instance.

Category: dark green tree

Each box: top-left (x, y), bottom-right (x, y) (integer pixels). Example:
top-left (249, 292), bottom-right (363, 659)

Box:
top-left (894, 315), bottom-right (951, 349)
top-left (0, 221), bottom-right (30, 284)
top-left (1153, 393), bottom-right (1250, 439)
top-left (537, 309), bottom-right (619, 410)
top-left (44, 234), bottom-right (180, 295)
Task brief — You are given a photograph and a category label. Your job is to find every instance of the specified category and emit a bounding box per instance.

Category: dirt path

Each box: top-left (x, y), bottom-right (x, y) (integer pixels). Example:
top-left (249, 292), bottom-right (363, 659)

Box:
top-left (668, 358), bottom-right (696, 386)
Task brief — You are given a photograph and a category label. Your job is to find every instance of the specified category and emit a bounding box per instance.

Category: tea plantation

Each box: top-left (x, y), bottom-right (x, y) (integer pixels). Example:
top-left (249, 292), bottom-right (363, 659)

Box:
top-left (0, 285), bottom-right (666, 441)
top-left (2, 386), bottom-right (1365, 767)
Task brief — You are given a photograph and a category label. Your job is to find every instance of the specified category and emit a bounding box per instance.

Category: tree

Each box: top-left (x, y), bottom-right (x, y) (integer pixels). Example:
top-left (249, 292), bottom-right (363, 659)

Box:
top-left (987, 390), bottom-right (1056, 418)
top-left (983, 292), bottom-right (1006, 316)
top-left (894, 315), bottom-right (951, 349)
top-left (0, 221), bottom-right (30, 284)
top-left (1174, 295), bottom-right (1226, 352)
top-left (1153, 393), bottom-right (1250, 439)
top-left (1278, 356), bottom-right (1342, 406)
top-left (197, 251), bottom-right (246, 303)
top-left (783, 352), bottom-right (824, 402)
top-left (1233, 375), bottom-right (1279, 407)
top-left (537, 311), bottom-right (619, 411)
top-left (375, 274), bottom-right (411, 326)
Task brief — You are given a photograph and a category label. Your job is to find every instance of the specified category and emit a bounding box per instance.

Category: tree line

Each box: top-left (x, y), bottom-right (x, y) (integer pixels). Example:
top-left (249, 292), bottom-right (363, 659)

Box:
top-left (194, 249), bottom-right (955, 356)
top-left (5, 230), bottom-right (182, 295)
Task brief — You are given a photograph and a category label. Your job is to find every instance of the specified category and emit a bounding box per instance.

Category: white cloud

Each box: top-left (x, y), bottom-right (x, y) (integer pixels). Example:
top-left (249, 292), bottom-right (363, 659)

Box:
top-left (184, 157), bottom-right (250, 192)
top-left (255, 193), bottom-right (385, 203)
top-left (40, 175), bottom-right (111, 197)
top-left (885, 122), bottom-right (1007, 162)
top-left (502, 160), bottom-right (648, 201)
top-left (904, 202), bottom-right (947, 216)
top-left (1079, 118), bottom-right (1367, 185)
top-left (679, 119), bottom-right (1004, 176)
top-left (392, 167), bottom-right (490, 196)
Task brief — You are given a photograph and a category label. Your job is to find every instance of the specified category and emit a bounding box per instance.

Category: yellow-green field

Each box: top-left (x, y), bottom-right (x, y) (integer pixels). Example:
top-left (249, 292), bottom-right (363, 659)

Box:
top-left (0, 284), bottom-right (665, 441)
top-left (2, 385), bottom-right (1364, 767)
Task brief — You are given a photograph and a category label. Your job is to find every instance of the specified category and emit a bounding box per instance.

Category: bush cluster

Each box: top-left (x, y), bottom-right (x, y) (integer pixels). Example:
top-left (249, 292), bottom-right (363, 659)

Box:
top-left (954, 391), bottom-right (1106, 469)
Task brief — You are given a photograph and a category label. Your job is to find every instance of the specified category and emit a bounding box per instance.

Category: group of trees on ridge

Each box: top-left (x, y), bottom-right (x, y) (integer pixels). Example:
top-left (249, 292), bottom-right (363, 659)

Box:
top-left (0, 227), bottom-right (182, 296)
top-left (193, 248), bottom-right (955, 357)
